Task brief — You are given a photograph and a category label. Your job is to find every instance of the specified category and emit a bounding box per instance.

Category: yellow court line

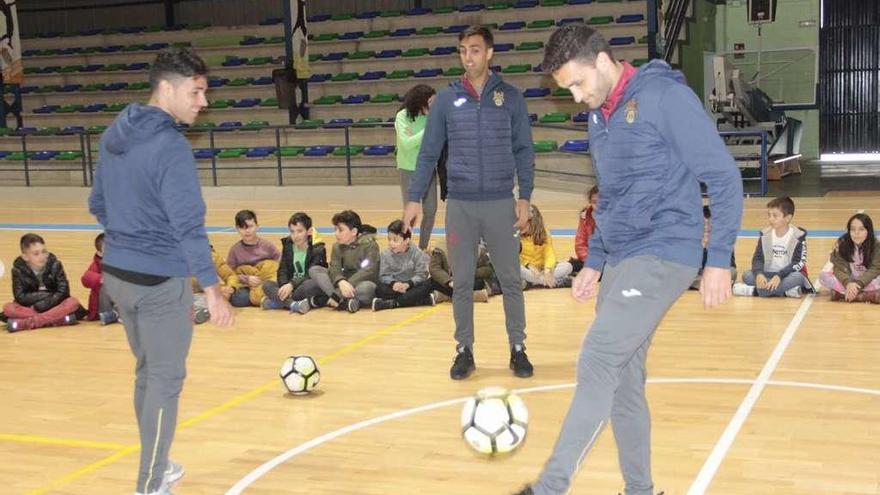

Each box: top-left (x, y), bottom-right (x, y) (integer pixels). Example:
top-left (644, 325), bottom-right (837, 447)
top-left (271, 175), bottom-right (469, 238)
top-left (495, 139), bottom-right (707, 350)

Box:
top-left (26, 306), bottom-right (440, 495)
top-left (0, 434), bottom-right (127, 451)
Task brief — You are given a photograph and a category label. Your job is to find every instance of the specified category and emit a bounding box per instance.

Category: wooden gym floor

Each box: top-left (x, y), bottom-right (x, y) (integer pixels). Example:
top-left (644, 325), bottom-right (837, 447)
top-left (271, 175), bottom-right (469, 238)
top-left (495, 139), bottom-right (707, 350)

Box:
top-left (0, 186), bottom-right (877, 495)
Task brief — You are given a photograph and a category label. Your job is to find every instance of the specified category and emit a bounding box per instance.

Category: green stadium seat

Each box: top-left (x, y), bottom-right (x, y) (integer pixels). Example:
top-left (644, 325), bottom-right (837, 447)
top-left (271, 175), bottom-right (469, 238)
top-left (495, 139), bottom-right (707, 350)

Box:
top-left (247, 56), bottom-right (273, 66)
top-left (56, 105), bottom-right (83, 114)
top-left (312, 33), bottom-right (337, 42)
top-left (208, 99), bottom-right (233, 109)
top-left (542, 0), bottom-right (565, 5)
top-left (444, 67), bottom-right (465, 77)
top-left (309, 54), bottom-right (322, 62)
top-left (403, 48), bottom-right (429, 57)
top-left (192, 122), bottom-right (217, 130)
top-left (122, 44), bottom-right (147, 52)
top-left (227, 78), bottom-right (254, 87)
top-left (6, 152), bottom-right (27, 160)
top-left (331, 13), bottom-right (353, 21)
top-left (379, 10), bottom-right (403, 17)
top-left (128, 82), bottom-right (150, 90)
top-left (539, 112), bottom-right (571, 123)
top-left (103, 63), bottom-right (128, 71)
top-left (88, 125), bottom-right (108, 133)
top-left (104, 103), bottom-right (127, 112)
top-left (58, 65), bottom-right (84, 73)
top-left (278, 146), bottom-right (305, 156)
top-left (349, 50), bottom-right (373, 60)
top-left (56, 151), bottom-right (84, 160)
top-left (516, 41), bottom-right (543, 51)
top-left (218, 148), bottom-right (247, 159)
top-left (296, 119), bottom-right (325, 129)
top-left (434, 6), bottom-right (455, 14)
top-left (354, 117), bottom-right (384, 127)
top-left (244, 120), bottom-right (270, 129)
top-left (387, 70), bottom-right (414, 79)
top-left (588, 16), bottom-right (615, 25)
top-left (331, 72), bottom-right (359, 82)
top-left (533, 140), bottom-right (558, 153)
top-left (487, 2), bottom-right (511, 10)
top-left (372, 93), bottom-right (400, 103)
top-left (502, 64), bottom-right (531, 74)
top-left (364, 30), bottom-right (390, 39)
top-left (527, 19), bottom-right (555, 29)
top-left (639, 35), bottom-right (649, 44)
top-left (632, 58), bottom-right (650, 67)
top-left (333, 145), bottom-right (365, 156)
top-left (417, 26), bottom-right (443, 35)
top-left (314, 95), bottom-right (343, 105)
top-left (266, 36), bottom-right (285, 44)
top-left (81, 83), bottom-right (106, 92)
top-left (260, 98), bottom-right (279, 107)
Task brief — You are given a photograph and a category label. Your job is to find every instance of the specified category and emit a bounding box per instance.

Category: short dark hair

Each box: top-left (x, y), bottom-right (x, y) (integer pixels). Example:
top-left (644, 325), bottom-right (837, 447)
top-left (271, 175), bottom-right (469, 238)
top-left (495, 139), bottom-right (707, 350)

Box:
top-left (587, 184), bottom-right (599, 200)
top-left (234, 209), bottom-right (258, 228)
top-left (149, 47), bottom-right (209, 90)
top-left (387, 219), bottom-right (411, 240)
top-left (332, 210), bottom-right (362, 233)
top-left (703, 205), bottom-right (712, 219)
top-left (401, 84), bottom-right (436, 121)
top-left (20, 233), bottom-right (45, 251)
top-left (288, 212), bottom-right (312, 230)
top-left (459, 25), bottom-right (494, 48)
top-left (542, 23), bottom-right (614, 74)
top-left (95, 232), bottom-right (105, 251)
top-left (767, 196), bottom-right (795, 217)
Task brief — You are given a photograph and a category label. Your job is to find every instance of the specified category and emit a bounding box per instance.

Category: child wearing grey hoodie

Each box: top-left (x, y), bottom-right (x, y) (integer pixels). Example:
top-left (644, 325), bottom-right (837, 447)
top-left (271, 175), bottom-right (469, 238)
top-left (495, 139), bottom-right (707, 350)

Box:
top-left (372, 220), bottom-right (434, 311)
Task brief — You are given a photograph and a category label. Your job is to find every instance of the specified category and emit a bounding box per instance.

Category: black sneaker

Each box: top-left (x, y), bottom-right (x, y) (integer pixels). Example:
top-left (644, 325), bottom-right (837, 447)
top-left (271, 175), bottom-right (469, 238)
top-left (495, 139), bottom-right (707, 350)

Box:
top-left (344, 298), bottom-right (359, 313)
top-left (513, 486), bottom-right (534, 495)
top-left (60, 313), bottom-right (79, 326)
top-left (510, 344), bottom-right (534, 378)
top-left (371, 298), bottom-right (397, 311)
top-left (193, 307), bottom-right (210, 324)
top-left (450, 346), bottom-right (475, 380)
top-left (309, 294), bottom-right (330, 308)
top-left (99, 310), bottom-right (119, 326)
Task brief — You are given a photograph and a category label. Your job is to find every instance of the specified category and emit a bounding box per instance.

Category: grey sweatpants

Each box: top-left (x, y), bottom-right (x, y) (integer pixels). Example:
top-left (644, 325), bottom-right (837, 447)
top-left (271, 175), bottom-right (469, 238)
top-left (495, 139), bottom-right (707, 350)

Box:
top-left (742, 270), bottom-right (807, 297)
top-left (308, 265), bottom-right (377, 306)
top-left (400, 168), bottom-right (438, 250)
top-left (446, 198), bottom-right (525, 348)
top-left (533, 255), bottom-right (697, 495)
top-left (104, 273), bottom-right (194, 494)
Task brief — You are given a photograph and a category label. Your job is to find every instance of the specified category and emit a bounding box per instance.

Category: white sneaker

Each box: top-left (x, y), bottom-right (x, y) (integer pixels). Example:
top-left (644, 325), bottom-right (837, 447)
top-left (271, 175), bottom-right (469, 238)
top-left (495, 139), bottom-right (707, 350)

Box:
top-left (784, 286), bottom-right (802, 298)
top-left (732, 283), bottom-right (755, 296)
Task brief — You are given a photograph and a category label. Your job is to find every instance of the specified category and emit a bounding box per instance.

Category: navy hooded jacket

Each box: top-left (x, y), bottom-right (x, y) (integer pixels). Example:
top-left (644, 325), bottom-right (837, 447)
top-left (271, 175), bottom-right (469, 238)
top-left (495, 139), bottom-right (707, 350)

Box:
top-left (88, 103), bottom-right (218, 289)
top-left (586, 60), bottom-right (743, 270)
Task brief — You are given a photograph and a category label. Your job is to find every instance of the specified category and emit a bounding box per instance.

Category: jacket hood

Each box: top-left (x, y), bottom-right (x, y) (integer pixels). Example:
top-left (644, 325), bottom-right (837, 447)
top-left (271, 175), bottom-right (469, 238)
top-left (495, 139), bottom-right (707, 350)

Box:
top-left (102, 103), bottom-right (177, 155)
top-left (625, 59), bottom-right (687, 96)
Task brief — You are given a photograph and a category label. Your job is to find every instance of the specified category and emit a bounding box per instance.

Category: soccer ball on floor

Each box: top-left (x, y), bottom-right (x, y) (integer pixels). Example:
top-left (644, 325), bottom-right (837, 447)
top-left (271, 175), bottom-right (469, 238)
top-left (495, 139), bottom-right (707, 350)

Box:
top-left (280, 355), bottom-right (320, 395)
top-left (461, 386), bottom-right (529, 455)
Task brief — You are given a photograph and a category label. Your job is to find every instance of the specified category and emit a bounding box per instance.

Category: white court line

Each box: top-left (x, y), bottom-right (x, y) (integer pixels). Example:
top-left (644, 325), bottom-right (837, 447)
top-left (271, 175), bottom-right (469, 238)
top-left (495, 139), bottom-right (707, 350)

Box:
top-left (226, 372), bottom-right (880, 494)
top-left (686, 292), bottom-right (816, 495)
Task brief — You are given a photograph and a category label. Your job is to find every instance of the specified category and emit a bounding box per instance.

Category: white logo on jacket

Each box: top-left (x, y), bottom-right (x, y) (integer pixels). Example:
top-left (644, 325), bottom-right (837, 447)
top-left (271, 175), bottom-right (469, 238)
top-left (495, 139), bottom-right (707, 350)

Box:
top-left (621, 288), bottom-right (642, 298)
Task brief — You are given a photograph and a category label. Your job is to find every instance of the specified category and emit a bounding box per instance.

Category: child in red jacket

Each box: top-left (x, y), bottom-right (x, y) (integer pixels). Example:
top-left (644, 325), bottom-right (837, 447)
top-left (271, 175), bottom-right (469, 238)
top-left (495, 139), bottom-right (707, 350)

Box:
top-left (568, 185), bottom-right (598, 275)
top-left (81, 232), bottom-right (117, 324)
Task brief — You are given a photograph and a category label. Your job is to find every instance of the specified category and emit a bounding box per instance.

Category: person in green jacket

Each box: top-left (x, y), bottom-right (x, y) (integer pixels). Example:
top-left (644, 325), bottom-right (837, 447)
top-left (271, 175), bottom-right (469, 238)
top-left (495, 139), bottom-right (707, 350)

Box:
top-left (396, 84), bottom-right (439, 250)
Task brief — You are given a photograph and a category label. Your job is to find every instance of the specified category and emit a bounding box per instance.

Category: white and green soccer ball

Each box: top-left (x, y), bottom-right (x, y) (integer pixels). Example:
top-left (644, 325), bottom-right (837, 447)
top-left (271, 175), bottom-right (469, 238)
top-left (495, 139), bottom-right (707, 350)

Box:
top-left (280, 355), bottom-right (320, 395)
top-left (461, 387), bottom-right (529, 454)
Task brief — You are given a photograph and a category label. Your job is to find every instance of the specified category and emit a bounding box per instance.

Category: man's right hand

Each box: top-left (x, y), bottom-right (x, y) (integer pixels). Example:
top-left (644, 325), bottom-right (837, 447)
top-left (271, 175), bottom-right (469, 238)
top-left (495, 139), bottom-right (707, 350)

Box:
top-left (338, 280), bottom-right (356, 299)
top-left (571, 267), bottom-right (601, 303)
top-left (277, 283), bottom-right (293, 301)
top-left (204, 285), bottom-right (234, 327)
top-left (402, 201), bottom-right (422, 234)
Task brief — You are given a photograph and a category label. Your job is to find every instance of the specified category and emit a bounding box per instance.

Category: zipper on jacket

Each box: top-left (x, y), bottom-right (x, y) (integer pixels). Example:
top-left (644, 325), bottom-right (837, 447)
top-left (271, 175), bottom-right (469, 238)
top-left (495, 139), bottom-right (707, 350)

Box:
top-left (477, 97), bottom-right (483, 194)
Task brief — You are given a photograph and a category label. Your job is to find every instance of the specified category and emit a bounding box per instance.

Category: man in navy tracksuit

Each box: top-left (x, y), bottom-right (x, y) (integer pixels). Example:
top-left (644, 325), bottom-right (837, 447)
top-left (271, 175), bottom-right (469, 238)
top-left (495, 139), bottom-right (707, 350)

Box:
top-left (404, 26), bottom-right (535, 380)
top-left (514, 25), bottom-right (743, 495)
top-left (90, 48), bottom-right (234, 495)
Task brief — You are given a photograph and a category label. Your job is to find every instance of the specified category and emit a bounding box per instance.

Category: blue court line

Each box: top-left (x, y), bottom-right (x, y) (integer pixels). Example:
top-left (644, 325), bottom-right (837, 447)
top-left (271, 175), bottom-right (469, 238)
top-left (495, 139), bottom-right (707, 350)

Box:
top-left (0, 223), bottom-right (847, 238)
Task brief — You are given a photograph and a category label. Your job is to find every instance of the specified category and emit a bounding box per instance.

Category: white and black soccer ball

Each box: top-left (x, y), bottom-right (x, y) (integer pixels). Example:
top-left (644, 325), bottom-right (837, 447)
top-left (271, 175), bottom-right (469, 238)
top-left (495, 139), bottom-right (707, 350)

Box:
top-left (280, 355), bottom-right (320, 395)
top-left (461, 387), bottom-right (528, 454)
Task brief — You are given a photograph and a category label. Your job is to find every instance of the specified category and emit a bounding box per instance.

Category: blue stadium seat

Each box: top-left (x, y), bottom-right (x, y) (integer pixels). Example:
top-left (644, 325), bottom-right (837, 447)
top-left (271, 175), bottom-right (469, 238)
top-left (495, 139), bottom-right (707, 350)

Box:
top-left (103, 82), bottom-right (128, 91)
top-left (339, 31), bottom-right (364, 40)
top-left (459, 4), bottom-right (485, 12)
top-left (529, 113), bottom-right (538, 123)
top-left (126, 62), bottom-right (149, 71)
top-left (568, 0), bottom-right (592, 4)
top-left (193, 148), bottom-right (219, 160)
top-left (415, 68), bottom-right (443, 78)
top-left (58, 84), bottom-right (82, 93)
top-left (500, 21), bottom-right (526, 31)
top-left (359, 71), bottom-right (387, 81)
top-left (39, 32), bottom-right (62, 38)
top-left (219, 121), bottom-right (243, 130)
top-left (493, 43), bottom-right (514, 52)
top-left (119, 26), bottom-right (146, 34)
top-left (37, 66), bottom-right (60, 74)
top-left (430, 46), bottom-right (457, 56)
top-left (17, 127), bottom-right (40, 134)
top-left (252, 76), bottom-right (273, 85)
top-left (524, 87), bottom-right (550, 98)
top-left (32, 151), bottom-right (60, 160)
top-left (240, 37), bottom-right (265, 46)
top-left (60, 126), bottom-right (86, 134)
top-left (33, 105), bottom-right (60, 114)
top-left (617, 14), bottom-right (645, 23)
top-left (222, 58), bottom-right (247, 67)
top-left (532, 64), bottom-right (544, 72)
top-left (408, 7), bottom-right (432, 15)
top-left (246, 146), bottom-right (276, 158)
top-left (444, 25), bottom-right (468, 33)
top-left (59, 48), bottom-right (81, 55)
top-left (376, 49), bottom-right (402, 59)
top-left (79, 29), bottom-right (102, 36)
top-left (233, 98), bottom-right (261, 108)
top-left (307, 14), bottom-right (331, 22)
top-left (322, 52), bottom-right (348, 61)
top-left (609, 36), bottom-right (636, 46)
top-left (209, 78), bottom-right (229, 88)
top-left (558, 17), bottom-right (584, 26)
top-left (342, 95), bottom-right (370, 104)
top-left (260, 17), bottom-right (284, 25)
top-left (0, 151), bottom-right (9, 159)
top-left (22, 49), bottom-right (40, 56)
top-left (490, 65), bottom-right (503, 73)
top-left (364, 145), bottom-right (395, 156)
top-left (97, 45), bottom-right (123, 53)
top-left (355, 11), bottom-right (380, 19)
top-left (390, 28), bottom-right (417, 37)
top-left (324, 118), bottom-right (355, 128)
top-left (81, 103), bottom-right (108, 113)
top-left (308, 73), bottom-right (332, 83)
top-left (19, 86), bottom-right (37, 94)
top-left (304, 145), bottom-right (335, 156)
top-left (573, 111), bottom-right (590, 123)
top-left (80, 64), bottom-right (104, 72)
top-left (514, 0), bottom-right (539, 7)
top-left (561, 139), bottom-right (589, 152)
